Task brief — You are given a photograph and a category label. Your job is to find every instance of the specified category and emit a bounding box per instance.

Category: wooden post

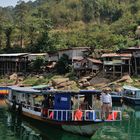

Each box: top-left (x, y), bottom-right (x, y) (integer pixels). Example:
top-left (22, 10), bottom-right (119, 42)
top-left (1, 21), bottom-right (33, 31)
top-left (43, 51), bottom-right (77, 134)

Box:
top-left (103, 64), bottom-right (105, 77)
top-left (4, 58), bottom-right (6, 75)
top-left (121, 64), bottom-right (123, 77)
top-left (113, 65), bottom-right (115, 78)
top-left (16, 61), bottom-right (17, 73)
top-left (129, 59), bottom-right (131, 75)
top-left (134, 57), bottom-right (137, 75)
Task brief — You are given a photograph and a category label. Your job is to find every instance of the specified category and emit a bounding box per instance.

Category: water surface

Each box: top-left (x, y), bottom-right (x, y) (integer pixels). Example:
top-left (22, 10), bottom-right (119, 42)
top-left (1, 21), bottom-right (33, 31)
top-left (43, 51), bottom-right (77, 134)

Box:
top-left (0, 100), bottom-right (140, 140)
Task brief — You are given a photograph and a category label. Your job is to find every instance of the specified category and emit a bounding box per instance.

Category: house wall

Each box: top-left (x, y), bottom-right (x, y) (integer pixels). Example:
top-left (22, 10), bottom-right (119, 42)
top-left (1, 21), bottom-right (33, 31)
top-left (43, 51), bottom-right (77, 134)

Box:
top-left (58, 50), bottom-right (72, 59)
top-left (28, 53), bottom-right (49, 61)
top-left (48, 54), bottom-right (59, 62)
top-left (58, 48), bottom-right (88, 60)
top-left (0, 56), bottom-right (28, 75)
top-left (103, 56), bottom-right (131, 77)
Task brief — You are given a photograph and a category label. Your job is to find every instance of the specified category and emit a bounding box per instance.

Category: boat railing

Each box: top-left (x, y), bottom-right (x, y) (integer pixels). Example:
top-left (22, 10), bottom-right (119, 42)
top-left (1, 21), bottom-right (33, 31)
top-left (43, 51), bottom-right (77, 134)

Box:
top-left (22, 103), bottom-right (41, 112)
top-left (47, 109), bottom-right (122, 122)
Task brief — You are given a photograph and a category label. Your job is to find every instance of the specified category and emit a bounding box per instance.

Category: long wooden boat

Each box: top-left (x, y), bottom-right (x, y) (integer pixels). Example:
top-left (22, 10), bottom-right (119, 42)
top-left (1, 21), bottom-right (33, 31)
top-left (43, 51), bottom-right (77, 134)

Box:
top-left (6, 86), bottom-right (122, 136)
top-left (123, 85), bottom-right (140, 105)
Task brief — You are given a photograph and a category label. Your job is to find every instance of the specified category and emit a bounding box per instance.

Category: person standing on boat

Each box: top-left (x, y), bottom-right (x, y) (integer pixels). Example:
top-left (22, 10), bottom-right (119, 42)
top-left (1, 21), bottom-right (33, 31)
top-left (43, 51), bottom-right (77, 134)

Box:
top-left (101, 87), bottom-right (112, 120)
top-left (42, 95), bottom-right (49, 117)
top-left (11, 95), bottom-right (17, 111)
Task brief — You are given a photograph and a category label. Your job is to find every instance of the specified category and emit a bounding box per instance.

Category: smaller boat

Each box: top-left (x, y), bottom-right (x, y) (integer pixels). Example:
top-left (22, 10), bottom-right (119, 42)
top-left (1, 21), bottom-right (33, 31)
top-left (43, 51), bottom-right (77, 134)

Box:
top-left (123, 85), bottom-right (140, 105)
top-left (0, 87), bottom-right (9, 98)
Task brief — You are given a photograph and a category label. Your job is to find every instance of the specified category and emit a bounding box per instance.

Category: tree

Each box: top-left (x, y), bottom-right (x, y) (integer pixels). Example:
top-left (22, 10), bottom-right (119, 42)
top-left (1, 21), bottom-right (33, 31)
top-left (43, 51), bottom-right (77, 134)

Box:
top-left (56, 54), bottom-right (70, 74)
top-left (0, 10), bottom-right (4, 49)
top-left (30, 57), bottom-right (45, 73)
top-left (35, 19), bottom-right (56, 52)
top-left (14, 0), bottom-right (29, 48)
top-left (82, 0), bottom-right (93, 22)
top-left (4, 25), bottom-right (13, 48)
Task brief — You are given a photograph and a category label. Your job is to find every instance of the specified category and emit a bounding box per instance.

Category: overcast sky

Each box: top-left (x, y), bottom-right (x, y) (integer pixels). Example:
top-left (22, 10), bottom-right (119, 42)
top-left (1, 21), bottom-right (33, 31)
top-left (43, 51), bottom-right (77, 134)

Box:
top-left (0, 0), bottom-right (35, 7)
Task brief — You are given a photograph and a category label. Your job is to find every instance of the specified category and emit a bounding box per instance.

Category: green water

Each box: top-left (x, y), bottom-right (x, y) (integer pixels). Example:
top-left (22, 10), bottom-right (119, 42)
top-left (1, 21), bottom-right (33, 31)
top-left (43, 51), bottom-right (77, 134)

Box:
top-left (0, 101), bottom-right (140, 140)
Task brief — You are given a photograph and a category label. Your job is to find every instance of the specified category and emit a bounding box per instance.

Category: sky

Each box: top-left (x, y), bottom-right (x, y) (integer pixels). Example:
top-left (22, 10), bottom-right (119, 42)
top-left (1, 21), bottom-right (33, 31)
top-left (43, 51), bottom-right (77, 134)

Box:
top-left (0, 0), bottom-right (35, 7)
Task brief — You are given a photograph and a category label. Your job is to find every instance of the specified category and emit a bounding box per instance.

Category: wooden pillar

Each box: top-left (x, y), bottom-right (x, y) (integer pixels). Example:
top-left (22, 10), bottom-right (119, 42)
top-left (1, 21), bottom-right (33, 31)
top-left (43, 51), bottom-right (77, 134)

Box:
top-left (113, 65), bottom-right (115, 78)
top-left (15, 61), bottom-right (17, 73)
top-left (134, 57), bottom-right (137, 75)
top-left (103, 64), bottom-right (105, 77)
top-left (4, 58), bottom-right (6, 75)
top-left (7, 60), bottom-right (8, 74)
top-left (121, 64), bottom-right (123, 77)
top-left (129, 59), bottom-right (131, 75)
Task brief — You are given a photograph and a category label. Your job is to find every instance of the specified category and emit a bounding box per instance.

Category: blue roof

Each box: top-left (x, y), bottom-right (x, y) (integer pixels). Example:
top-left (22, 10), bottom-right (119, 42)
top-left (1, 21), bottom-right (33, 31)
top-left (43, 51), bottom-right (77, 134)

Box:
top-left (42, 90), bottom-right (79, 95)
top-left (0, 87), bottom-right (9, 90)
top-left (80, 90), bottom-right (101, 93)
top-left (123, 85), bottom-right (140, 91)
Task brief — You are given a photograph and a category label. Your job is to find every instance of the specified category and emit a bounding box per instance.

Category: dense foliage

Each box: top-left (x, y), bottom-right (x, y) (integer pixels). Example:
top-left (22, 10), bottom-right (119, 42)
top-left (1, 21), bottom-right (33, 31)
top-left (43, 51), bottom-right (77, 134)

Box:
top-left (0, 0), bottom-right (140, 53)
top-left (56, 54), bottom-right (70, 74)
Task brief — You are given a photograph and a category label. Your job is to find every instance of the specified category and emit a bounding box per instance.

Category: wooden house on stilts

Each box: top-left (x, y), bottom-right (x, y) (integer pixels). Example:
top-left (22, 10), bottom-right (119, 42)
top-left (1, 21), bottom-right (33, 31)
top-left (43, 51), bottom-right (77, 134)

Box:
top-left (101, 53), bottom-right (132, 78)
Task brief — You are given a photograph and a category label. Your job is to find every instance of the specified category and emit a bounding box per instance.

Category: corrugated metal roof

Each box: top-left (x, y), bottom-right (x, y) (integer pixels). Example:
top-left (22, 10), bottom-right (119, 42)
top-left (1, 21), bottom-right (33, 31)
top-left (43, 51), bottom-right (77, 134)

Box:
top-left (128, 46), bottom-right (140, 50)
top-left (29, 53), bottom-right (48, 56)
top-left (123, 85), bottom-right (140, 91)
top-left (72, 56), bottom-right (84, 61)
top-left (101, 53), bottom-right (132, 58)
top-left (58, 47), bottom-right (89, 52)
top-left (87, 58), bottom-right (102, 64)
top-left (0, 53), bottom-right (29, 57)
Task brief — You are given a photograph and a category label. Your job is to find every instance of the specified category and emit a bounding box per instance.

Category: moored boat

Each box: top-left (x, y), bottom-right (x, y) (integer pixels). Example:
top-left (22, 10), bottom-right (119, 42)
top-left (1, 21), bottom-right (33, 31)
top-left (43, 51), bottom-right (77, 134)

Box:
top-left (123, 85), bottom-right (140, 105)
top-left (0, 87), bottom-right (9, 98)
top-left (6, 86), bottom-right (122, 136)
top-left (110, 91), bottom-right (122, 102)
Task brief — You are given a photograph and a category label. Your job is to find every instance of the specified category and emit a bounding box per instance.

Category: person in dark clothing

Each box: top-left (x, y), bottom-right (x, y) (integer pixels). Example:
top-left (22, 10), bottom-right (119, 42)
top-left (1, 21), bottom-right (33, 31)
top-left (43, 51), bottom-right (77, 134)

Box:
top-left (11, 95), bottom-right (16, 111)
top-left (42, 95), bottom-right (49, 117)
top-left (17, 102), bottom-right (22, 115)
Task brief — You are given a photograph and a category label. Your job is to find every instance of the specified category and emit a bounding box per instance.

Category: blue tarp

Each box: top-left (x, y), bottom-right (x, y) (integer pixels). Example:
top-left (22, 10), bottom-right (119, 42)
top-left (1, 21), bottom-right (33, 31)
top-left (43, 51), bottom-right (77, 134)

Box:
top-left (54, 93), bottom-right (71, 110)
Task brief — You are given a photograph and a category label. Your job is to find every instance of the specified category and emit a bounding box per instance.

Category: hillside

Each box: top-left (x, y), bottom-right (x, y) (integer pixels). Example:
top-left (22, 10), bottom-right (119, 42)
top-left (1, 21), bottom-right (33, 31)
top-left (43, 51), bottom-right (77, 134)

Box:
top-left (0, 0), bottom-right (140, 53)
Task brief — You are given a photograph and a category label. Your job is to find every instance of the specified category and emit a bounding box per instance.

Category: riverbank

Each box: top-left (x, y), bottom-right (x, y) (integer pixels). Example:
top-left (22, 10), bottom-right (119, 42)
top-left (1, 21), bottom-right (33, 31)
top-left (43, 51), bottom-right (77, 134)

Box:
top-left (0, 72), bottom-right (140, 91)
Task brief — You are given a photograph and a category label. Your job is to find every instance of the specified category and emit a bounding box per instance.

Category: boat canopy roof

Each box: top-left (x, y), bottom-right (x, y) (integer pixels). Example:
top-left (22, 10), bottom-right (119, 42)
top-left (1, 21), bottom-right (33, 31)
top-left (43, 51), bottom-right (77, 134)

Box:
top-left (42, 89), bottom-right (101, 95)
top-left (42, 90), bottom-right (79, 95)
top-left (80, 90), bottom-right (101, 94)
top-left (123, 85), bottom-right (140, 91)
top-left (8, 86), bottom-right (41, 94)
top-left (32, 85), bottom-right (50, 90)
top-left (8, 86), bottom-right (101, 95)
top-left (0, 87), bottom-right (9, 90)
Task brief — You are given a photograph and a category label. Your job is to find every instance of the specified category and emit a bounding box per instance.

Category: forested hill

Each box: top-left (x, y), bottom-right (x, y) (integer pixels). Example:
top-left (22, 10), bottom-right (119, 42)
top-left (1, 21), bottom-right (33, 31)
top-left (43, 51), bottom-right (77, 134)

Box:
top-left (0, 0), bottom-right (140, 53)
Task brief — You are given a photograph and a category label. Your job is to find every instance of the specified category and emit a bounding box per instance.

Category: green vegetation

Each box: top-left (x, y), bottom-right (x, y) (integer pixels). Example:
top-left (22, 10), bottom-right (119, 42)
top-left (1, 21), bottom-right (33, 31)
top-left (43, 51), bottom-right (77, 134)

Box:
top-left (0, 0), bottom-right (140, 53)
top-left (56, 54), bottom-right (70, 74)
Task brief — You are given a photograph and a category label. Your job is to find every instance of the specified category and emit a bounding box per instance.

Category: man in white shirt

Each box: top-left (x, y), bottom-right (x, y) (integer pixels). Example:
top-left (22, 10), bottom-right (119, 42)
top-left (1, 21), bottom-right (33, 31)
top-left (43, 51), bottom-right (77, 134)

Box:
top-left (101, 87), bottom-right (112, 120)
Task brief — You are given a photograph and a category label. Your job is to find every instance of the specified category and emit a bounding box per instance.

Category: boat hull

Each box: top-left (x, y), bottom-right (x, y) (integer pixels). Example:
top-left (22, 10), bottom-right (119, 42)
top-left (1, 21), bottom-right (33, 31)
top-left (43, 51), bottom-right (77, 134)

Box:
top-left (62, 123), bottom-right (99, 136)
top-left (6, 100), bottom-right (102, 136)
top-left (123, 96), bottom-right (140, 105)
top-left (112, 96), bottom-right (122, 102)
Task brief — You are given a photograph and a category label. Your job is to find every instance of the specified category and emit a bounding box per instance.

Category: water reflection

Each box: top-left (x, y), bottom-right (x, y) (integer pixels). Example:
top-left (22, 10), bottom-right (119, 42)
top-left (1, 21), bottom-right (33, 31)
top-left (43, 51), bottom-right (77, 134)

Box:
top-left (6, 112), bottom-right (42, 140)
top-left (1, 100), bottom-right (140, 140)
top-left (1, 103), bottom-right (89, 140)
top-left (91, 105), bottom-right (140, 140)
